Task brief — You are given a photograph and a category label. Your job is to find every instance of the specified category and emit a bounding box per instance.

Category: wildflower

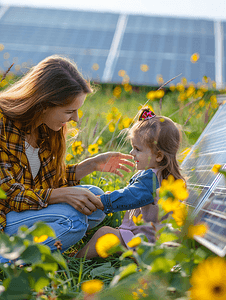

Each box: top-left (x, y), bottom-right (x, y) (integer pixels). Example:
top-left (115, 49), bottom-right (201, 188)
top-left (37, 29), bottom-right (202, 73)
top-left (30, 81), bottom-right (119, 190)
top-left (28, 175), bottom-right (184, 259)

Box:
top-left (122, 74), bottom-right (130, 84)
top-left (88, 143), bottom-right (98, 156)
top-left (188, 223), bottom-right (208, 239)
top-left (169, 84), bottom-right (175, 92)
top-left (190, 256), bottom-right (226, 300)
top-left (78, 109), bottom-right (83, 118)
top-left (127, 237), bottom-right (142, 248)
top-left (69, 128), bottom-right (79, 137)
top-left (197, 90), bottom-right (204, 98)
top-left (159, 175), bottom-right (189, 201)
top-left (0, 44), bottom-right (4, 51)
top-left (186, 85), bottom-right (195, 97)
top-left (33, 235), bottom-right (48, 243)
top-left (95, 233), bottom-right (120, 258)
top-left (106, 107), bottom-right (121, 123)
top-left (140, 64), bottom-right (149, 72)
top-left (132, 214), bottom-right (144, 226)
top-left (158, 197), bottom-right (181, 214)
top-left (109, 123), bottom-right (115, 132)
top-left (181, 77), bottom-right (187, 85)
top-left (81, 279), bottom-right (104, 294)
top-left (113, 86), bottom-right (122, 97)
top-left (124, 83), bottom-right (132, 92)
top-left (66, 153), bottom-right (74, 162)
top-left (155, 90), bottom-right (165, 98)
top-left (156, 74), bottom-right (164, 84)
top-left (203, 75), bottom-right (208, 83)
top-left (72, 141), bottom-right (84, 155)
top-left (176, 83), bottom-right (185, 92)
top-left (97, 137), bottom-right (103, 145)
top-left (172, 202), bottom-right (188, 226)
top-left (146, 91), bottom-right (156, 100)
top-left (199, 100), bottom-right (205, 108)
top-left (118, 69), bottom-right (126, 77)
top-left (212, 81), bottom-right (216, 89)
top-left (191, 53), bottom-right (200, 63)
top-left (212, 164), bottom-right (222, 174)
top-left (92, 63), bottom-right (99, 70)
top-left (69, 120), bottom-right (77, 127)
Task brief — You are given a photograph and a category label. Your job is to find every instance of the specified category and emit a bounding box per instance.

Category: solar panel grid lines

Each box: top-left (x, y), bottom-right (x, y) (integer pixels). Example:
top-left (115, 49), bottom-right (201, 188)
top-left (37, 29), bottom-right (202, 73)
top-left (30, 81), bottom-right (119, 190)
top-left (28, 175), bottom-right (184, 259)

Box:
top-left (181, 103), bottom-right (226, 256)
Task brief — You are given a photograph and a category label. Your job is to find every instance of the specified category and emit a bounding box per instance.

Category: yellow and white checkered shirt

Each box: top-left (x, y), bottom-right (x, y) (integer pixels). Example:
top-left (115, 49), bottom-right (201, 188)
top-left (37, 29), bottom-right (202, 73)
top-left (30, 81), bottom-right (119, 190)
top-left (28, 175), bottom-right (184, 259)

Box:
top-left (0, 109), bottom-right (79, 230)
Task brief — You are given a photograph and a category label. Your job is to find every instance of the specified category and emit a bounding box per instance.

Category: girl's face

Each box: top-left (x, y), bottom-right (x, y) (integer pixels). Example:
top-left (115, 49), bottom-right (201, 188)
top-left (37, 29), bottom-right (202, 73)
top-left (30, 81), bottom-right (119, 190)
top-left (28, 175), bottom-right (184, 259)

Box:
top-left (40, 93), bottom-right (86, 131)
top-left (130, 134), bottom-right (159, 170)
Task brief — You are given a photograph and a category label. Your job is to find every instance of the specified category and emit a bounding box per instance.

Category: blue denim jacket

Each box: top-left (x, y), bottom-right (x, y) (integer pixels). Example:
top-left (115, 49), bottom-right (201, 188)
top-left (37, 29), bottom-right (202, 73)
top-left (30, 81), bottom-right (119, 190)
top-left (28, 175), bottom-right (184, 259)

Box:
top-left (101, 169), bottom-right (159, 214)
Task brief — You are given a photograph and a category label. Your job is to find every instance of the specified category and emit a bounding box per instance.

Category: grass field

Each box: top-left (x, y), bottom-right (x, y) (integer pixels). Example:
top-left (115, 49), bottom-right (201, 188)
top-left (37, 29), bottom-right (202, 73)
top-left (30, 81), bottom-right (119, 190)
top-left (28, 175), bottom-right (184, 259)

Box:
top-left (0, 74), bottom-right (224, 299)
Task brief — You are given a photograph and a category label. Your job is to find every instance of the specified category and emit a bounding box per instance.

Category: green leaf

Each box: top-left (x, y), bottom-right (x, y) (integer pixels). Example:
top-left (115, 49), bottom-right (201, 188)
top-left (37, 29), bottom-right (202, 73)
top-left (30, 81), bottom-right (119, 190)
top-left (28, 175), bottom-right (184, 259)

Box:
top-left (19, 245), bottom-right (42, 264)
top-left (28, 221), bottom-right (56, 238)
top-left (52, 251), bottom-right (68, 270)
top-left (118, 263), bottom-right (137, 280)
top-left (2, 275), bottom-right (31, 299)
top-left (157, 233), bottom-right (179, 244)
top-left (90, 262), bottom-right (115, 278)
top-left (151, 257), bottom-right (176, 273)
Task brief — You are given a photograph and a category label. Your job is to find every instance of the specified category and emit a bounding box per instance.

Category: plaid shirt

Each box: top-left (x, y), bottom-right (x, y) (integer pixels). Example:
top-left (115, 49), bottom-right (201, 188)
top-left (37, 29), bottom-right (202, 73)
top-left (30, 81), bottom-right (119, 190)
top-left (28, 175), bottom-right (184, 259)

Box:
top-left (0, 109), bottom-right (79, 231)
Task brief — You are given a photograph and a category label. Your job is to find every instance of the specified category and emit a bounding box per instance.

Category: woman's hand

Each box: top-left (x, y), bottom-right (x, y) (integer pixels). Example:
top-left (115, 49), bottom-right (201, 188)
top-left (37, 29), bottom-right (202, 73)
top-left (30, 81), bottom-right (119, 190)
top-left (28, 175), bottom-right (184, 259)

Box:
top-left (93, 152), bottom-right (135, 177)
top-left (49, 186), bottom-right (104, 215)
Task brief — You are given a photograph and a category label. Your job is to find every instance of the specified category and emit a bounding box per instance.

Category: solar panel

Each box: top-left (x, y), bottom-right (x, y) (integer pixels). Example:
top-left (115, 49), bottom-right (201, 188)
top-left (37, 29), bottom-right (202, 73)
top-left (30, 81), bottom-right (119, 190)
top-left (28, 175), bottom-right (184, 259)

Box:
top-left (182, 102), bottom-right (226, 256)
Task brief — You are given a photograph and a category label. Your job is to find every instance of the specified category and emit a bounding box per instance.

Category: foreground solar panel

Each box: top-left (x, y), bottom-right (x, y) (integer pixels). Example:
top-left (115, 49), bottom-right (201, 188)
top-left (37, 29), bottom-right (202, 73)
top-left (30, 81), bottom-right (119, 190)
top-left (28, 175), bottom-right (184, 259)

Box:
top-left (182, 101), bottom-right (226, 256)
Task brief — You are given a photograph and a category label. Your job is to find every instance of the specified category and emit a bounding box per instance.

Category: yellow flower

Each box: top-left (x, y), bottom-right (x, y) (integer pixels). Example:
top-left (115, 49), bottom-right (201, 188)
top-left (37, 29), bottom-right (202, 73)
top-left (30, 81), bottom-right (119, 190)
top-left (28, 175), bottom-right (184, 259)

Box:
top-left (197, 90), bottom-right (204, 98)
top-left (191, 53), bottom-right (200, 63)
top-left (34, 235), bottom-right (48, 243)
top-left (95, 233), bottom-right (120, 258)
top-left (158, 197), bottom-right (181, 214)
top-left (159, 175), bottom-right (189, 201)
top-left (127, 237), bottom-right (142, 248)
top-left (78, 109), bottom-right (83, 118)
top-left (186, 85), bottom-right (195, 97)
top-left (113, 86), bottom-right (122, 97)
top-left (155, 90), bottom-right (165, 98)
top-left (69, 120), bottom-right (77, 127)
top-left (124, 83), bottom-right (132, 92)
top-left (132, 214), bottom-right (143, 226)
top-left (169, 85), bottom-right (175, 92)
top-left (190, 256), bottom-right (226, 300)
top-left (146, 91), bottom-right (156, 100)
top-left (92, 63), bottom-right (99, 71)
top-left (156, 74), bottom-right (164, 84)
top-left (97, 137), bottom-right (103, 145)
top-left (118, 69), bottom-right (126, 77)
top-left (172, 202), bottom-right (188, 226)
top-left (88, 143), bottom-right (98, 156)
top-left (212, 164), bottom-right (222, 174)
top-left (188, 223), bottom-right (208, 239)
top-left (69, 128), bottom-right (79, 137)
top-left (66, 153), bottom-right (74, 162)
top-left (140, 64), bottom-right (149, 72)
top-left (72, 141), bottom-right (84, 155)
top-left (0, 44), bottom-right (4, 51)
top-left (81, 279), bottom-right (104, 294)
top-left (109, 123), bottom-right (115, 132)
top-left (176, 83), bottom-right (185, 92)
top-left (181, 77), bottom-right (187, 85)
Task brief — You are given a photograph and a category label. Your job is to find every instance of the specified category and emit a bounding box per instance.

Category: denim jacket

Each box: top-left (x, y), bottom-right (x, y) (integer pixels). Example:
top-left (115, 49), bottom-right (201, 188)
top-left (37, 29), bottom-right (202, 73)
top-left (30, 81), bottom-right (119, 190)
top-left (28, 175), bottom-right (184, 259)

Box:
top-left (101, 169), bottom-right (159, 214)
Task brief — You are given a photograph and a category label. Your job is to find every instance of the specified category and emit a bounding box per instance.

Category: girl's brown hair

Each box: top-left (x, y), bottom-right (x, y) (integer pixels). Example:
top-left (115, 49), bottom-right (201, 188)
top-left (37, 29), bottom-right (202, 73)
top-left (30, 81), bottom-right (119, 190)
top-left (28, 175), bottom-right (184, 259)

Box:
top-left (128, 107), bottom-right (185, 183)
top-left (0, 55), bottom-right (92, 186)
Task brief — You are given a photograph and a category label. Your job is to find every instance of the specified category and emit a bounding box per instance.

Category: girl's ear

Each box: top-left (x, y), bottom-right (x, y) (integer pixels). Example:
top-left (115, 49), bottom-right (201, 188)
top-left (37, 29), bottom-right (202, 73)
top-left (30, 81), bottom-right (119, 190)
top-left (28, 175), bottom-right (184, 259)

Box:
top-left (156, 150), bottom-right (164, 162)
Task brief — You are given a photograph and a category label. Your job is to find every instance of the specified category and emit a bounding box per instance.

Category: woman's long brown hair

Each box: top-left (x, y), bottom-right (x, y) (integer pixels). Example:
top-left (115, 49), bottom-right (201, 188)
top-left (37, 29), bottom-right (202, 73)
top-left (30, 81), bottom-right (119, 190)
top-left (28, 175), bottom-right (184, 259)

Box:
top-left (0, 55), bottom-right (92, 187)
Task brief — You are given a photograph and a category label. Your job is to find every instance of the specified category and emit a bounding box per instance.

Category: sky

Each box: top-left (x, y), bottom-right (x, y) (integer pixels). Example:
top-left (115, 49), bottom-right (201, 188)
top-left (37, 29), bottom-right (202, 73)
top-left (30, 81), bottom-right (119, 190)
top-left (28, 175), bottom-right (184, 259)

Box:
top-left (1, 0), bottom-right (226, 20)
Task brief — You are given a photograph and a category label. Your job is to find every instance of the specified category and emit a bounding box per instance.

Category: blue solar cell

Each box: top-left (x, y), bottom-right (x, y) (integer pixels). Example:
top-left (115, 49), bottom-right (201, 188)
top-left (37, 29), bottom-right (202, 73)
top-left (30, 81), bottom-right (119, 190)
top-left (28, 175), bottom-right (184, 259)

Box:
top-left (191, 36), bottom-right (202, 55)
top-left (121, 32), bottom-right (137, 51)
top-left (164, 35), bottom-right (175, 53)
top-left (205, 37), bottom-right (215, 56)
top-left (175, 59), bottom-right (188, 80)
top-left (160, 59), bottom-right (172, 81)
top-left (190, 62), bottom-right (202, 83)
top-left (134, 33), bottom-right (151, 52)
top-left (149, 35), bottom-right (163, 52)
top-left (177, 35), bottom-right (188, 54)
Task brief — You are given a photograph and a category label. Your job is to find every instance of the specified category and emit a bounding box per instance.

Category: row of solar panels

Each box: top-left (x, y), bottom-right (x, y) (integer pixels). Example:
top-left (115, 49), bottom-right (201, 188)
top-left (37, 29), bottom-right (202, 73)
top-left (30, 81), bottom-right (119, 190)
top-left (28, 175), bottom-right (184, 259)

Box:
top-left (0, 6), bottom-right (222, 85)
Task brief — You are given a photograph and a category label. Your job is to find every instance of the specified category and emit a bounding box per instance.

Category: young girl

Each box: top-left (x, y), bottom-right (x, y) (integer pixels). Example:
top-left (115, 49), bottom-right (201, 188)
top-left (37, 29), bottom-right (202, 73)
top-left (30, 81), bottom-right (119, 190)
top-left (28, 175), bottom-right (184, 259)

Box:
top-left (76, 107), bottom-right (185, 258)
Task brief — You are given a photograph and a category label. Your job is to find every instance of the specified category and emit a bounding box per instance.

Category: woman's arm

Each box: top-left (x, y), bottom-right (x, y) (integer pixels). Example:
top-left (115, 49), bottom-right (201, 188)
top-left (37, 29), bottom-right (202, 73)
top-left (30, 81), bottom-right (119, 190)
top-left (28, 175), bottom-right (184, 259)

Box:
top-left (74, 152), bottom-right (134, 180)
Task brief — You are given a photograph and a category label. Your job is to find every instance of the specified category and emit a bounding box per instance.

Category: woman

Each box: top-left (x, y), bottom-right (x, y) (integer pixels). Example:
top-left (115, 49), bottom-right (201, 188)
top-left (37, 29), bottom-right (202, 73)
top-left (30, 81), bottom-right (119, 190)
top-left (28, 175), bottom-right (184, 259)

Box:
top-left (0, 55), bottom-right (149, 261)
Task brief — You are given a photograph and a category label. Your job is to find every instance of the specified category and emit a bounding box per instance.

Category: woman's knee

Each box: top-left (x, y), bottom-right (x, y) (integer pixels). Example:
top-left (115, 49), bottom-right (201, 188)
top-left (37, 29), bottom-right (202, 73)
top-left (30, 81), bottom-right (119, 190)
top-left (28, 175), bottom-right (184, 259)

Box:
top-left (78, 185), bottom-right (105, 196)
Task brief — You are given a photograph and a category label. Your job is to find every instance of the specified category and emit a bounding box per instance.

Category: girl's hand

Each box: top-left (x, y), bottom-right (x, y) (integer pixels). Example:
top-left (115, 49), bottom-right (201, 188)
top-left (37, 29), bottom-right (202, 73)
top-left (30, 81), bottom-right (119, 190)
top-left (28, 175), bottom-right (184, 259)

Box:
top-left (49, 187), bottom-right (104, 215)
top-left (93, 152), bottom-right (134, 177)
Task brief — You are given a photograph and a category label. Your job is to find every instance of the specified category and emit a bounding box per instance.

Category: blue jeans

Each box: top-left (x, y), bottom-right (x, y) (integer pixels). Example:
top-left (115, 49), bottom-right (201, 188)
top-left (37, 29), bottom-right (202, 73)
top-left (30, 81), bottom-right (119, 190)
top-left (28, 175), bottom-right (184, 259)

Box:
top-left (0, 185), bottom-right (106, 263)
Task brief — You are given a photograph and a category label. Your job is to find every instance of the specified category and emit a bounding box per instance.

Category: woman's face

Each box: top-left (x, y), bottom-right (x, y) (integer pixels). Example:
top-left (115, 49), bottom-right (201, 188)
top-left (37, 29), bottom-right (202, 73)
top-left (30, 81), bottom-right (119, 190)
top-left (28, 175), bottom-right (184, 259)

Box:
top-left (40, 93), bottom-right (86, 131)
